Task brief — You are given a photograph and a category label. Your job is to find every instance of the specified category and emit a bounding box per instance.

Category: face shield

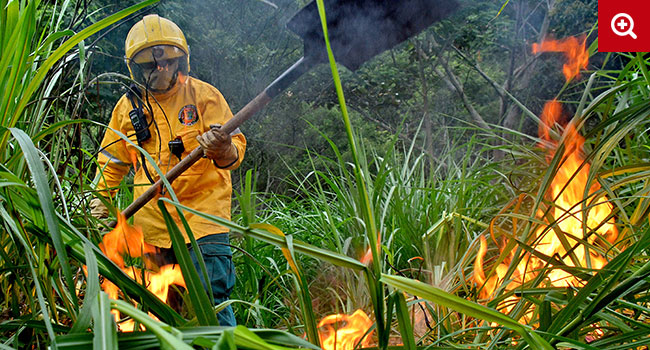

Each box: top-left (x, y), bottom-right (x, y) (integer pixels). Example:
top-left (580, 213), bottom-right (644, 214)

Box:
top-left (128, 45), bottom-right (188, 93)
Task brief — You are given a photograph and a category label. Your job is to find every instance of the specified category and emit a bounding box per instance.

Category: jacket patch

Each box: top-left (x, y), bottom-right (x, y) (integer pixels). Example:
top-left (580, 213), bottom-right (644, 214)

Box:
top-left (179, 105), bottom-right (199, 126)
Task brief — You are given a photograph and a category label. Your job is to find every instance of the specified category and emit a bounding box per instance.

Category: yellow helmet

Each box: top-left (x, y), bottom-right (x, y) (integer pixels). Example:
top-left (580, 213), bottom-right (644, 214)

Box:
top-left (125, 14), bottom-right (190, 78)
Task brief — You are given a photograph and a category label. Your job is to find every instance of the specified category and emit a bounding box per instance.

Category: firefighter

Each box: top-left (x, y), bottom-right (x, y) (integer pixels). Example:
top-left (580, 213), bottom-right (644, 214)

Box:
top-left (89, 14), bottom-right (244, 326)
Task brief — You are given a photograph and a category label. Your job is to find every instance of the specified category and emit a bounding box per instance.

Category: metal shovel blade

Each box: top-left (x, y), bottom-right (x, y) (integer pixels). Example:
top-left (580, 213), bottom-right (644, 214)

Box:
top-left (287, 0), bottom-right (459, 70)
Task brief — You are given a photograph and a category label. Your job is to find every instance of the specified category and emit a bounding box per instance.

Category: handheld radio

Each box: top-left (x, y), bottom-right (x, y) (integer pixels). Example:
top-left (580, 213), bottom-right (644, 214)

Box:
top-left (126, 85), bottom-right (151, 144)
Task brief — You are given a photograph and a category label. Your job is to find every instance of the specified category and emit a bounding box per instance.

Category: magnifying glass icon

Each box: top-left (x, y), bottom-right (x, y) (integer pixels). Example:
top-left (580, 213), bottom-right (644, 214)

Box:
top-left (611, 13), bottom-right (638, 39)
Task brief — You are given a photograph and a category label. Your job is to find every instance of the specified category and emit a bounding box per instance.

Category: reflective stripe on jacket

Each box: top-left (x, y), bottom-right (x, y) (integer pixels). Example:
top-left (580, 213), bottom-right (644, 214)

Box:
top-left (95, 76), bottom-right (246, 248)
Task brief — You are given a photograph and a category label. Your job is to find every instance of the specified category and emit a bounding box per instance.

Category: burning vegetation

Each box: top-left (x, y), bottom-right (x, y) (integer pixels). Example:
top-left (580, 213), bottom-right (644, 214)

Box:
top-left (94, 212), bottom-right (186, 331)
top-left (472, 36), bottom-right (620, 320)
top-left (318, 309), bottom-right (374, 350)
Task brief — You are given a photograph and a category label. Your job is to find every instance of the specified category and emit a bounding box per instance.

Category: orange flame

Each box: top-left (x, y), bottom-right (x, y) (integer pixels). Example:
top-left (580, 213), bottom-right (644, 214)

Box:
top-left (318, 309), bottom-right (374, 350)
top-left (360, 233), bottom-right (381, 265)
top-left (538, 99), bottom-right (563, 144)
top-left (99, 212), bottom-right (155, 268)
top-left (94, 212), bottom-right (186, 331)
top-left (472, 36), bottom-right (618, 318)
top-left (533, 104), bottom-right (618, 287)
top-left (532, 36), bottom-right (588, 81)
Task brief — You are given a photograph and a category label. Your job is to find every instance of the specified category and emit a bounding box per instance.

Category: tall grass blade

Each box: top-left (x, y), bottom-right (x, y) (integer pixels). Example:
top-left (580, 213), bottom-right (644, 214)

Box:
top-left (0, 205), bottom-right (56, 346)
top-left (159, 198), bottom-right (366, 271)
top-left (214, 328), bottom-right (237, 350)
top-left (111, 299), bottom-right (194, 350)
top-left (314, 0), bottom-right (378, 273)
top-left (251, 223), bottom-right (320, 346)
top-left (159, 202), bottom-right (219, 326)
top-left (381, 274), bottom-right (553, 349)
top-left (1, 0), bottom-right (160, 149)
top-left (56, 327), bottom-right (319, 350)
top-left (314, 1), bottom-right (386, 346)
top-left (70, 243), bottom-right (101, 333)
top-left (393, 292), bottom-right (416, 350)
top-left (0, 0), bottom-right (35, 127)
top-left (8, 127), bottom-right (76, 304)
top-left (92, 292), bottom-right (118, 350)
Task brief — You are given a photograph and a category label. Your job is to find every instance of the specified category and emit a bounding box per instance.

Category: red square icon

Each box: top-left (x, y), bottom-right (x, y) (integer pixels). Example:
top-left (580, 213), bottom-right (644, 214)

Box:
top-left (599, 0), bottom-right (650, 52)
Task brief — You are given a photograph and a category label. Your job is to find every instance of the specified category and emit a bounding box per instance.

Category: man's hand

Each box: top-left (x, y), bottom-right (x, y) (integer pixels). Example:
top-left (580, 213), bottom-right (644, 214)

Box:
top-left (89, 198), bottom-right (109, 219)
top-left (196, 124), bottom-right (238, 166)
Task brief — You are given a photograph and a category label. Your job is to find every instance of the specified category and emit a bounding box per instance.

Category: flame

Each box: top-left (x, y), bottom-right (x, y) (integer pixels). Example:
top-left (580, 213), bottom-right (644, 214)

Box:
top-left (144, 265), bottom-right (186, 302)
top-left (318, 309), bottom-right (374, 350)
top-left (538, 99), bottom-right (563, 143)
top-left (533, 105), bottom-right (618, 287)
top-left (472, 36), bottom-right (618, 319)
top-left (532, 36), bottom-right (588, 81)
top-left (94, 212), bottom-right (186, 331)
top-left (360, 233), bottom-right (381, 265)
top-left (99, 212), bottom-right (155, 268)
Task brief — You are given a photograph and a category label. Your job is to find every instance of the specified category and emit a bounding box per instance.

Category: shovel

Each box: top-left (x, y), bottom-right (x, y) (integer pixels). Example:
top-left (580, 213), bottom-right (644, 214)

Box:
top-left (122, 0), bottom-right (458, 219)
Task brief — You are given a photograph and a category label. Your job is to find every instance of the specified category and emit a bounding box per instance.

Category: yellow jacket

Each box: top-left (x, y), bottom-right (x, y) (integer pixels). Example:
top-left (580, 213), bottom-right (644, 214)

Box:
top-left (95, 76), bottom-right (246, 248)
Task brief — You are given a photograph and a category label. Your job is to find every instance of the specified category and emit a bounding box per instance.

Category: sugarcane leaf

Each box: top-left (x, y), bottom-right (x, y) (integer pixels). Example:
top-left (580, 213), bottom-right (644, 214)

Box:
top-left (249, 223), bottom-right (319, 346)
top-left (381, 274), bottom-right (553, 350)
top-left (313, 2), bottom-right (387, 346)
top-left (159, 198), bottom-right (366, 271)
top-left (69, 243), bottom-right (101, 333)
top-left (213, 328), bottom-right (236, 350)
top-left (8, 127), bottom-right (76, 304)
top-left (394, 292), bottom-right (416, 350)
top-left (35, 29), bottom-right (75, 56)
top-left (242, 329), bottom-right (320, 349)
top-left (111, 299), bottom-right (194, 350)
top-left (232, 326), bottom-right (291, 350)
top-left (92, 292), bottom-right (117, 350)
top-left (5, 0), bottom-right (160, 140)
top-left (0, 0), bottom-right (35, 126)
top-left (0, 205), bottom-right (57, 346)
top-left (250, 224), bottom-right (301, 281)
top-left (57, 326), bottom-right (316, 350)
top-left (159, 202), bottom-right (219, 326)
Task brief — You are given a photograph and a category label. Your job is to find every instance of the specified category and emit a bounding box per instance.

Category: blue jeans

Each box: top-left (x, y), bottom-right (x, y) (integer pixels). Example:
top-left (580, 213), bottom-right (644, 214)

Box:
top-left (188, 234), bottom-right (236, 326)
top-left (153, 233), bottom-right (236, 326)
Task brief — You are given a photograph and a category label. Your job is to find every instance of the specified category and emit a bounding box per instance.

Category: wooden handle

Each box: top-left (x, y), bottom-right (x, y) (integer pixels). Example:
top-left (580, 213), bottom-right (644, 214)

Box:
top-left (122, 91), bottom-right (272, 219)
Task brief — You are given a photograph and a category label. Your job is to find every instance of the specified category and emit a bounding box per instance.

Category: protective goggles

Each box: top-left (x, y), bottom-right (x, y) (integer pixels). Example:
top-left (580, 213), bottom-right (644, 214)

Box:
top-left (129, 45), bottom-right (187, 72)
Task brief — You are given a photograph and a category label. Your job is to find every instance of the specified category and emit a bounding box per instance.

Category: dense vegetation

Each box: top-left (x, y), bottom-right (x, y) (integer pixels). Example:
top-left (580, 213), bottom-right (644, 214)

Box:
top-left (2, 0), bottom-right (650, 349)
